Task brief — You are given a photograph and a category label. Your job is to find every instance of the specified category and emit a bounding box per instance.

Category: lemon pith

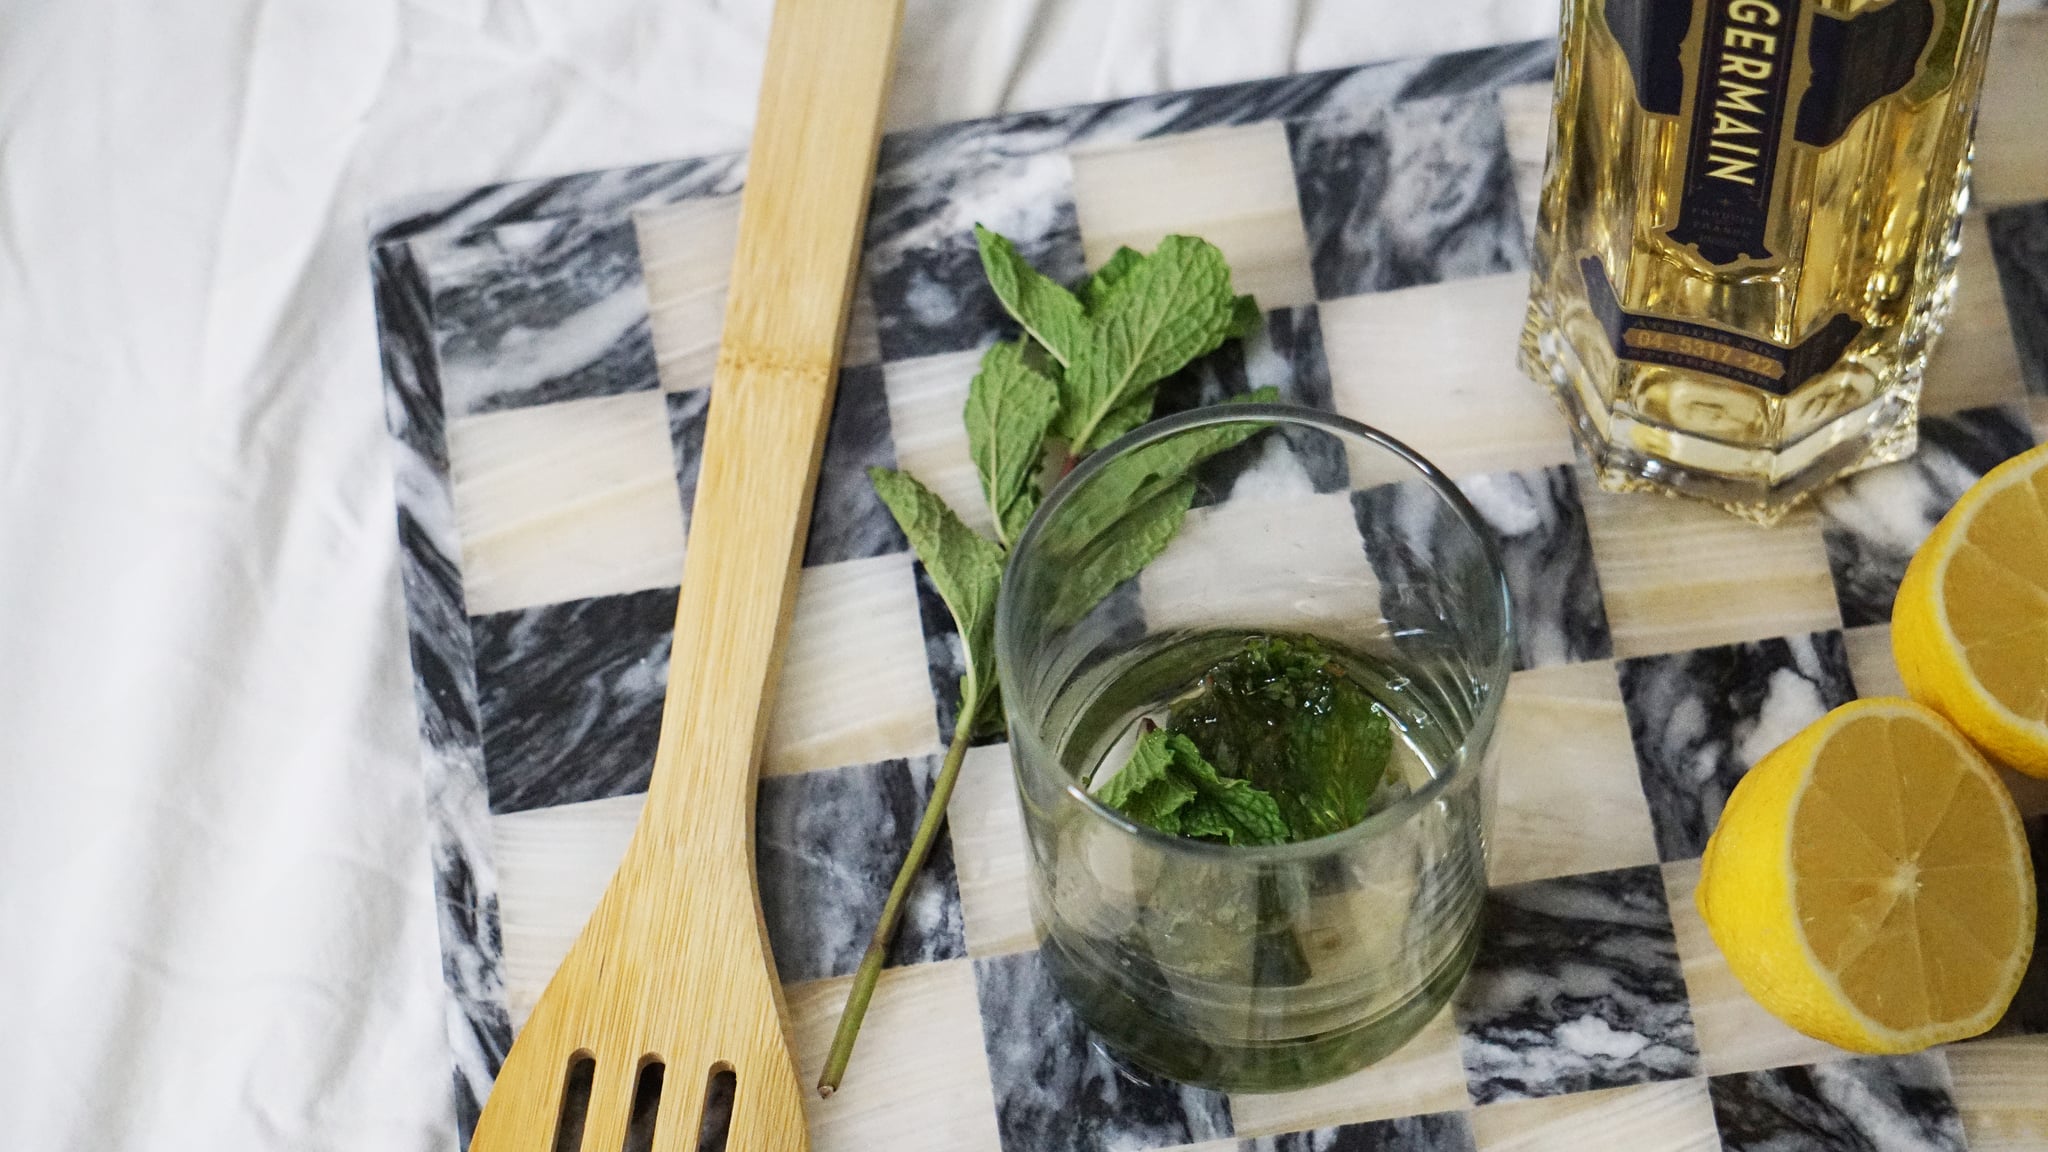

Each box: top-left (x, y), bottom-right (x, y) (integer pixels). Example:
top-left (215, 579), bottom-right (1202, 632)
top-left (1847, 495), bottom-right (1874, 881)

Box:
top-left (1697, 698), bottom-right (2036, 1053)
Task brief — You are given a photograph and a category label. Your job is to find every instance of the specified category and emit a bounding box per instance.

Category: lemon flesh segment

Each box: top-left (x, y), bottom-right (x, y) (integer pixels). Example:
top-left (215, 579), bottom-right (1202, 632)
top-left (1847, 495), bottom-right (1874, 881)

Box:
top-left (1701, 698), bottom-right (2037, 1053)
top-left (1896, 445), bottom-right (2048, 776)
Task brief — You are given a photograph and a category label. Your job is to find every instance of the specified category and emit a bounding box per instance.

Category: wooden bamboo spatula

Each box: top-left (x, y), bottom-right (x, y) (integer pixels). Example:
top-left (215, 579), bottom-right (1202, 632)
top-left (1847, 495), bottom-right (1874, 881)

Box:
top-left (468, 1), bottom-right (903, 1148)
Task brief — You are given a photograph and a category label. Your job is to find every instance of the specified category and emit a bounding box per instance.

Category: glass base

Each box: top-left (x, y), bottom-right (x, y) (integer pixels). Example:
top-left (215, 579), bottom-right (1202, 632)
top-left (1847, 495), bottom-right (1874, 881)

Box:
top-left (1042, 916), bottom-right (1483, 1093)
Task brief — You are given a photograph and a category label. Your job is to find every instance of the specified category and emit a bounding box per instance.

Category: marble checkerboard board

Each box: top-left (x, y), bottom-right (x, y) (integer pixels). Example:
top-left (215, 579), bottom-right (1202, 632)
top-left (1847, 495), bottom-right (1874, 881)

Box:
top-left (369, 16), bottom-right (2048, 1152)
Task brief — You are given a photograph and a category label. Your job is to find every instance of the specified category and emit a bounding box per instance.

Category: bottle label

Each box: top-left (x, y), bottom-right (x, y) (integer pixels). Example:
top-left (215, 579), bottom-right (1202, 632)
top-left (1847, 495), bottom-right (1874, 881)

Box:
top-left (1605, 0), bottom-right (1944, 270)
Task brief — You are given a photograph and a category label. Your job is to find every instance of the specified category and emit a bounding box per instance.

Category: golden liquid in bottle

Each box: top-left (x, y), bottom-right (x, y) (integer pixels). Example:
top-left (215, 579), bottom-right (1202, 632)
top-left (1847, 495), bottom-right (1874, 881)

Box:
top-left (1522, 0), bottom-right (1997, 522)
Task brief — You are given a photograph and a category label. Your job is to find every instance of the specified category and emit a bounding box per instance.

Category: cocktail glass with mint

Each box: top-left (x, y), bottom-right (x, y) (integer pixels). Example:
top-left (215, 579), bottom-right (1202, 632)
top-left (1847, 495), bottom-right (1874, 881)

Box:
top-left (996, 405), bottom-right (1512, 1092)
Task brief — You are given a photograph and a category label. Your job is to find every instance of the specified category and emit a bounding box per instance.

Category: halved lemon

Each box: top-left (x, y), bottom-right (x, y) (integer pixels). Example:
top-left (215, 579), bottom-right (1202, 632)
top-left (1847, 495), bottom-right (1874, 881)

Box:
top-left (1894, 443), bottom-right (2048, 777)
top-left (1697, 697), bottom-right (2036, 1053)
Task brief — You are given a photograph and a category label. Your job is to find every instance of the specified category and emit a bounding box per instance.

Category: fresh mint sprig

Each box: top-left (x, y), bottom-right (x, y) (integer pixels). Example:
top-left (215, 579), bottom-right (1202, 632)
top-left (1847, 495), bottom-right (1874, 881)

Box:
top-left (817, 226), bottom-right (1260, 1095)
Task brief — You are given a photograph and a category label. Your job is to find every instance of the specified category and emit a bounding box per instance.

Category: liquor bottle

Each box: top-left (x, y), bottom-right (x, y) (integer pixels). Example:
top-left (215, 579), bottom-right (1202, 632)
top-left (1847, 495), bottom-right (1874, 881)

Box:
top-left (1521, 0), bottom-right (2000, 523)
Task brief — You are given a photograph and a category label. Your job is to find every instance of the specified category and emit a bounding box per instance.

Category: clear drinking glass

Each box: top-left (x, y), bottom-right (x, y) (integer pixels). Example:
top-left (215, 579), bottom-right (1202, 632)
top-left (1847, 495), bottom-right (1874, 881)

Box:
top-left (995, 405), bottom-right (1513, 1092)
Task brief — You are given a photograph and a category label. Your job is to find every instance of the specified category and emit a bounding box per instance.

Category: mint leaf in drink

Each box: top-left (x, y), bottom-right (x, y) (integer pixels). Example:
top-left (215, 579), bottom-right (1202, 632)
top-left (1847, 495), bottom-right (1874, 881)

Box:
top-left (1079, 245), bottom-right (1144, 311)
top-left (976, 224), bottom-right (1089, 369)
top-left (1057, 235), bottom-right (1243, 453)
top-left (866, 466), bottom-right (1006, 728)
top-left (1168, 636), bottom-right (1393, 842)
top-left (1100, 727), bottom-right (1287, 846)
top-left (964, 339), bottom-right (1060, 546)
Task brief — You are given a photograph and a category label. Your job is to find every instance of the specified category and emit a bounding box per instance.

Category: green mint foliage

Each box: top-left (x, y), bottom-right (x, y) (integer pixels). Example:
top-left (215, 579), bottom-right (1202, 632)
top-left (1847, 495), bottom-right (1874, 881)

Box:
top-left (964, 339), bottom-right (1061, 547)
top-left (1038, 387), bottom-right (1280, 625)
top-left (1078, 245), bottom-right (1144, 311)
top-left (1100, 728), bottom-right (1289, 846)
top-left (1168, 636), bottom-right (1394, 842)
top-left (866, 466), bottom-right (1006, 731)
top-left (974, 225), bottom-right (1089, 369)
top-left (1057, 235), bottom-right (1242, 454)
top-left (1228, 294), bottom-right (1264, 342)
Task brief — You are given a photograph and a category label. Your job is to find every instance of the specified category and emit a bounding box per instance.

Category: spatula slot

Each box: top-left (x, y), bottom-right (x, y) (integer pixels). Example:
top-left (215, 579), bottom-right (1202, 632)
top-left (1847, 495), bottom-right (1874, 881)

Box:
top-left (698, 1065), bottom-right (736, 1152)
top-left (551, 1052), bottom-right (596, 1152)
top-left (621, 1058), bottom-right (664, 1152)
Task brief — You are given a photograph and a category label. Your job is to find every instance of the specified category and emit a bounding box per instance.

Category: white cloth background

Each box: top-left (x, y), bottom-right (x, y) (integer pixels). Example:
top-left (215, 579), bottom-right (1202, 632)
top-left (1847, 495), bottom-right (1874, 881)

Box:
top-left (0, 2), bottom-right (1561, 1148)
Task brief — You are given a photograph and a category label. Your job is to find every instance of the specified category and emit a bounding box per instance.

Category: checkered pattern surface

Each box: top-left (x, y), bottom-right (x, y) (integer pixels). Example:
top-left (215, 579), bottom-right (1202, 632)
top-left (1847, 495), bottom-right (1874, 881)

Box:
top-left (369, 17), bottom-right (2048, 1152)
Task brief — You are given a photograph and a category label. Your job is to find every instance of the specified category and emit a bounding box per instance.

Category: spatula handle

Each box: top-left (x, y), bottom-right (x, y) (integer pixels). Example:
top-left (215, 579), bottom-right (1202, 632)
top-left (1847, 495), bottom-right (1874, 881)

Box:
top-left (646, 0), bottom-right (903, 842)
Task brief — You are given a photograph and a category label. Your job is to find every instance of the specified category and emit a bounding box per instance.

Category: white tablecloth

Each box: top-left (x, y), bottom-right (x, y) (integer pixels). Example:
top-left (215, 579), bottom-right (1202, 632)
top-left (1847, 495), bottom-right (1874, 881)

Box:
top-left (0, 2), bottom-right (1599, 1147)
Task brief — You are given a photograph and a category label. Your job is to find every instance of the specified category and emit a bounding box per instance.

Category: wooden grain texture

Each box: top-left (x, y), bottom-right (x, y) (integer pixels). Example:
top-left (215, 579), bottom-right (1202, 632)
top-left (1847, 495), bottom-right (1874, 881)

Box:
top-left (467, 0), bottom-right (903, 1148)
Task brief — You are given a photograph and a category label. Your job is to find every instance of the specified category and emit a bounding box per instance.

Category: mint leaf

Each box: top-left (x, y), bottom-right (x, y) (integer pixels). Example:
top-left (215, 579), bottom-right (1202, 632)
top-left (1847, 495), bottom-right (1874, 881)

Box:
top-left (1058, 235), bottom-right (1239, 453)
top-left (1100, 728), bottom-right (1286, 846)
top-left (1168, 636), bottom-right (1392, 841)
top-left (1228, 294), bottom-right (1263, 342)
top-left (964, 339), bottom-right (1060, 546)
top-left (1079, 246), bottom-right (1144, 311)
top-left (1046, 476), bottom-right (1195, 627)
top-left (976, 224), bottom-right (1088, 369)
top-left (867, 467), bottom-right (1006, 728)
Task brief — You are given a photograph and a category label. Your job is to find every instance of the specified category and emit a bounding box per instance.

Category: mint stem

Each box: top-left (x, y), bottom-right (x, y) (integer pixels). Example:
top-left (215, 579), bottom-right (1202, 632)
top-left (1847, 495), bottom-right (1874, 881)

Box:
top-left (816, 698), bottom-right (979, 1096)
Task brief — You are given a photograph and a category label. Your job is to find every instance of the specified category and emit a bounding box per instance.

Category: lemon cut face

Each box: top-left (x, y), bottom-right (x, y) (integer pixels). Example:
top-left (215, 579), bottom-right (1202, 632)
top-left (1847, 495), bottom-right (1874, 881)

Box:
top-left (1895, 443), bottom-right (2048, 777)
top-left (1698, 698), bottom-right (2036, 1053)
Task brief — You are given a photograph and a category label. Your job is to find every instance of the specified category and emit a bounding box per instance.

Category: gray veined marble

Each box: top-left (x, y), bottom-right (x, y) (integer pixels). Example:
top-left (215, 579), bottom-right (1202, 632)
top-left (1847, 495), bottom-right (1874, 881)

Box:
top-left (804, 363), bottom-right (910, 566)
top-left (755, 755), bottom-right (967, 985)
top-left (1987, 200), bottom-right (2048, 396)
top-left (1818, 404), bottom-right (2036, 628)
top-left (1618, 631), bottom-right (1858, 862)
top-left (1241, 1112), bottom-right (1477, 1152)
top-left (1288, 90), bottom-right (1527, 300)
top-left (412, 214), bottom-right (660, 418)
top-left (370, 152), bottom-right (748, 247)
top-left (1352, 464), bottom-right (1610, 673)
top-left (469, 587), bottom-right (678, 815)
top-left (666, 387), bottom-right (711, 519)
top-left (974, 949), bottom-right (1233, 1152)
top-left (1708, 1053), bottom-right (1967, 1152)
top-left (1454, 864), bottom-right (1699, 1104)
top-left (371, 239), bottom-right (511, 1145)
top-left (1154, 305), bottom-right (1351, 506)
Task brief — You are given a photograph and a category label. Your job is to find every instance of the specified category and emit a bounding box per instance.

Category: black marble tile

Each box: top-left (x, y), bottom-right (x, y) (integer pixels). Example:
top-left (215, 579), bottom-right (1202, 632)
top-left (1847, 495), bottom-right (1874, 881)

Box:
top-left (1987, 200), bottom-right (2048, 397)
top-left (1242, 1113), bottom-right (1477, 1152)
top-left (1353, 465), bottom-right (1607, 674)
top-left (806, 363), bottom-right (910, 566)
top-left (414, 215), bottom-right (660, 417)
top-left (371, 152), bottom-right (748, 245)
top-left (470, 587), bottom-right (676, 815)
top-left (665, 387), bottom-right (710, 520)
top-left (1454, 864), bottom-right (1699, 1104)
top-left (1619, 631), bottom-right (1858, 861)
top-left (1289, 91), bottom-right (1526, 301)
top-left (755, 755), bottom-right (966, 985)
top-left (1988, 812), bottom-right (2048, 1039)
top-left (1709, 1053), bottom-right (1966, 1152)
top-left (1818, 405), bottom-right (2036, 627)
top-left (975, 949), bottom-right (1233, 1152)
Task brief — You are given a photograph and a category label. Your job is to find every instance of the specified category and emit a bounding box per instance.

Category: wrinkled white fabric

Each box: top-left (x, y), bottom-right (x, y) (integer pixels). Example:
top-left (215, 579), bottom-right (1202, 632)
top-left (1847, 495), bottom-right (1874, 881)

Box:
top-left (0, 3), bottom-right (1556, 1148)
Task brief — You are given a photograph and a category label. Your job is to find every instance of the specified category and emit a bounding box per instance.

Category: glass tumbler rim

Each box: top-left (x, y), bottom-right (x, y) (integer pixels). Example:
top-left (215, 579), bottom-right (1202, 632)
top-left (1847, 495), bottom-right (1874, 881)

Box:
top-left (995, 401), bottom-right (1515, 862)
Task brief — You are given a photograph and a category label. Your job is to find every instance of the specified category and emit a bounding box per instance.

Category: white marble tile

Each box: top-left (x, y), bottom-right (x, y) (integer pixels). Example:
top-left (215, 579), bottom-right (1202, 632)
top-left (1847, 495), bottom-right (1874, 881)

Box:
top-left (1470, 1079), bottom-right (1718, 1152)
top-left (788, 961), bottom-right (1005, 1152)
top-left (1975, 12), bottom-right (2048, 210)
top-left (1071, 121), bottom-right (1318, 310)
top-left (1321, 273), bottom-right (1575, 478)
top-left (1227, 1004), bottom-right (1472, 1136)
top-left (1489, 661), bottom-right (1659, 887)
top-left (1946, 1036), bottom-right (2048, 1151)
top-left (447, 391), bottom-right (687, 616)
top-left (492, 793), bottom-right (642, 1030)
top-left (1659, 858), bottom-right (1855, 1077)
top-left (1496, 82), bottom-right (1553, 249)
top-left (1137, 489), bottom-right (1386, 650)
top-left (880, 348), bottom-right (993, 537)
top-left (945, 742), bottom-right (1036, 958)
top-left (634, 193), bottom-right (741, 394)
top-left (1578, 478), bottom-right (1841, 659)
top-left (766, 551), bottom-right (944, 777)
top-left (1923, 215), bottom-right (2026, 415)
